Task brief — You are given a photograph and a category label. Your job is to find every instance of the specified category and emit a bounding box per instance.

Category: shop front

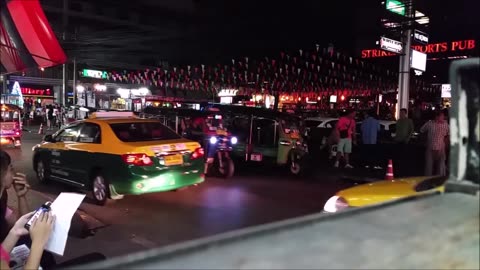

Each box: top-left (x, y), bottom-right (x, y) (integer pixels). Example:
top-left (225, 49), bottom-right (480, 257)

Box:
top-left (75, 83), bottom-right (152, 111)
top-left (116, 87), bottom-right (151, 112)
top-left (2, 81), bottom-right (55, 109)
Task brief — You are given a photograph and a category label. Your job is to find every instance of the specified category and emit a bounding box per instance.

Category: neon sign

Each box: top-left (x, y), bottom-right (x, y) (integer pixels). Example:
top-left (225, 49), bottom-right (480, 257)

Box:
top-left (361, 39), bottom-right (476, 58)
top-left (82, 69), bottom-right (107, 79)
top-left (21, 87), bottom-right (53, 96)
top-left (218, 89), bottom-right (238, 97)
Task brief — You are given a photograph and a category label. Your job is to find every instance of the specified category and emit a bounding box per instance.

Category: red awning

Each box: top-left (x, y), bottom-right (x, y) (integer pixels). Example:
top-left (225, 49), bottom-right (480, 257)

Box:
top-left (6, 0), bottom-right (66, 69)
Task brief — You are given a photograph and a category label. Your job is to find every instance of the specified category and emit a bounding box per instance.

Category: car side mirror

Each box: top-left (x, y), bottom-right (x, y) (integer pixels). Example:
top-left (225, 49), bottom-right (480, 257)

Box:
top-left (43, 134), bottom-right (53, 142)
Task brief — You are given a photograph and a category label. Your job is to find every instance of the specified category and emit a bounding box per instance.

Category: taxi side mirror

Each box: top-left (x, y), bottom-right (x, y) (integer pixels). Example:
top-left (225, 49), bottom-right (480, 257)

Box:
top-left (43, 134), bottom-right (53, 142)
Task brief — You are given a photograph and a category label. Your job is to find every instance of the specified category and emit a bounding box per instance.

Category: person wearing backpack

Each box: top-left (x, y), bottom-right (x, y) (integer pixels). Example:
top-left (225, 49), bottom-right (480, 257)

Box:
top-left (334, 110), bottom-right (356, 169)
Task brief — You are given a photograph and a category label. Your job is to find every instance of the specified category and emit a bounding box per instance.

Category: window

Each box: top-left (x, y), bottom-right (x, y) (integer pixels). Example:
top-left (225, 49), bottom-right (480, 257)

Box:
top-left (78, 123), bottom-right (101, 143)
top-left (325, 120), bottom-right (338, 128)
top-left (110, 122), bottom-right (180, 142)
top-left (253, 118), bottom-right (278, 147)
top-left (55, 124), bottom-right (82, 142)
top-left (305, 120), bottom-right (322, 128)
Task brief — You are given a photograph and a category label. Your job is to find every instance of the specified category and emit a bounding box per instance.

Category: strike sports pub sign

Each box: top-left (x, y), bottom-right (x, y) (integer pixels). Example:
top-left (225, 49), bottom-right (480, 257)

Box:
top-left (361, 39), bottom-right (477, 58)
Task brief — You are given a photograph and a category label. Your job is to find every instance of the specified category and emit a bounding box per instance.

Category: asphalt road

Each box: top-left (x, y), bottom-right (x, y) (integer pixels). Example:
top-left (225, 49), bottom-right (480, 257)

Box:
top-left (3, 132), bottom-right (354, 262)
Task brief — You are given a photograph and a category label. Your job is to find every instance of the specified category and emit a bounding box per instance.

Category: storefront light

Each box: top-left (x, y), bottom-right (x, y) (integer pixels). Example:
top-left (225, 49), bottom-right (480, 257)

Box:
top-left (94, 84), bottom-right (107, 91)
top-left (76, 85), bottom-right (85, 92)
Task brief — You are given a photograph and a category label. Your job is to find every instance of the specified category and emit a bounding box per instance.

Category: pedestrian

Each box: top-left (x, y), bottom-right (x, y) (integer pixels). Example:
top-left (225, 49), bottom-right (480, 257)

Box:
top-left (0, 150), bottom-right (31, 242)
top-left (334, 110), bottom-right (356, 169)
top-left (395, 108), bottom-right (415, 144)
top-left (46, 105), bottom-right (53, 130)
top-left (360, 110), bottom-right (381, 169)
top-left (393, 108), bottom-right (415, 176)
top-left (420, 110), bottom-right (449, 176)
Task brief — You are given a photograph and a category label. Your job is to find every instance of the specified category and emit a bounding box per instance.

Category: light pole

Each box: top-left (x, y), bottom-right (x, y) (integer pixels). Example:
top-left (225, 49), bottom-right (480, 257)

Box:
top-left (396, 0), bottom-right (413, 118)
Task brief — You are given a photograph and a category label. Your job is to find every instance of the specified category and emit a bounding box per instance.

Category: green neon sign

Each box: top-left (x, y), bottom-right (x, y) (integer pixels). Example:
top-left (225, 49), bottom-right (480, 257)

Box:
top-left (386, 0), bottom-right (405, 16)
top-left (82, 69), bottom-right (107, 79)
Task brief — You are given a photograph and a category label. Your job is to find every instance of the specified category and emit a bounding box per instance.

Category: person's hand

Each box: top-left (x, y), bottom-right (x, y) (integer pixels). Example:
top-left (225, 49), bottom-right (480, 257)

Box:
top-left (10, 211), bottom-right (35, 237)
top-left (29, 212), bottom-right (55, 249)
top-left (13, 172), bottom-right (30, 197)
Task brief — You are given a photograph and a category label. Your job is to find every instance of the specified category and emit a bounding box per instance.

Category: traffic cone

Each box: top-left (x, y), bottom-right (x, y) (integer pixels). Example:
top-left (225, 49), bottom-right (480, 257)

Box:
top-left (38, 123), bottom-right (44, 134)
top-left (385, 159), bottom-right (394, 181)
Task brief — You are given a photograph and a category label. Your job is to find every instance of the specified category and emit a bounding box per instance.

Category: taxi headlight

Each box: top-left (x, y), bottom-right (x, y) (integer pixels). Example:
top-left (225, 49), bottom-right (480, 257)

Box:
top-left (209, 136), bottom-right (217, 144)
top-left (323, 196), bottom-right (349, 213)
top-left (231, 136), bottom-right (238, 144)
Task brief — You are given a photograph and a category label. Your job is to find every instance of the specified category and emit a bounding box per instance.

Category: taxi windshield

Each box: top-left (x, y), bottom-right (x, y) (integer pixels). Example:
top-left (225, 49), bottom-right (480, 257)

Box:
top-left (110, 122), bottom-right (180, 142)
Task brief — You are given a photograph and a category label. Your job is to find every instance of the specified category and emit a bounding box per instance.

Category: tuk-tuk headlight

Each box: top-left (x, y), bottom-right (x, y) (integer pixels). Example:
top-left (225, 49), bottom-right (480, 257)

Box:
top-left (209, 137), bottom-right (217, 144)
top-left (231, 136), bottom-right (238, 144)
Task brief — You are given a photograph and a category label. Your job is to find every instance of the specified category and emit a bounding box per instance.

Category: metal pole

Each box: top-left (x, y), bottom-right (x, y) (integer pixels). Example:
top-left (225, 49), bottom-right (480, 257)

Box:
top-left (73, 58), bottom-right (77, 106)
top-left (396, 1), bottom-right (413, 119)
top-left (62, 64), bottom-right (67, 106)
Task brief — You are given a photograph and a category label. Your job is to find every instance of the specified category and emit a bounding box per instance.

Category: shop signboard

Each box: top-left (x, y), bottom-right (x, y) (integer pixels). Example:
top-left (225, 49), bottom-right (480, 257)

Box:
top-left (441, 84), bottom-right (451, 98)
top-left (413, 29), bottom-right (429, 44)
top-left (10, 82), bottom-right (53, 97)
top-left (362, 39), bottom-right (476, 58)
top-left (379, 37), bottom-right (403, 54)
top-left (218, 89), bottom-right (238, 97)
top-left (385, 0), bottom-right (405, 16)
top-left (81, 69), bottom-right (107, 79)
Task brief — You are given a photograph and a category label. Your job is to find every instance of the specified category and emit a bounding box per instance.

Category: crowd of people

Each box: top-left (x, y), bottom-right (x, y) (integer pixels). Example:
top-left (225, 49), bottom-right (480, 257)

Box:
top-left (22, 103), bottom-right (68, 130)
top-left (327, 107), bottom-right (450, 177)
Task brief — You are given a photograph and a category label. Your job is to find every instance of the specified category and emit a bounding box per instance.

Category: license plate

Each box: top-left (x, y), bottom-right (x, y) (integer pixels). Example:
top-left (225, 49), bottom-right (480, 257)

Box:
top-left (251, 153), bottom-right (262, 162)
top-left (164, 154), bottom-right (183, 166)
top-left (216, 130), bottom-right (227, 136)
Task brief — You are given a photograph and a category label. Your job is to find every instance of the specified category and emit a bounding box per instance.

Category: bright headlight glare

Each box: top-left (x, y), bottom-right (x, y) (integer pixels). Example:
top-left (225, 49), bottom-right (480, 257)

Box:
top-left (231, 136), bottom-right (238, 144)
top-left (209, 137), bottom-right (217, 144)
top-left (323, 196), bottom-right (349, 213)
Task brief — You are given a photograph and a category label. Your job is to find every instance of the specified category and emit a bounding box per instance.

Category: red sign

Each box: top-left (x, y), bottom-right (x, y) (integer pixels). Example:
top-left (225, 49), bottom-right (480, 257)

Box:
top-left (361, 39), bottom-right (476, 58)
top-left (21, 87), bottom-right (53, 96)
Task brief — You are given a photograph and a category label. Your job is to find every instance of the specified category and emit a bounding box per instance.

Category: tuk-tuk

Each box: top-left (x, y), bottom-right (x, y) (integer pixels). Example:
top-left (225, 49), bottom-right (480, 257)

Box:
top-left (213, 105), bottom-right (310, 175)
top-left (142, 106), bottom-right (237, 178)
top-left (0, 103), bottom-right (22, 148)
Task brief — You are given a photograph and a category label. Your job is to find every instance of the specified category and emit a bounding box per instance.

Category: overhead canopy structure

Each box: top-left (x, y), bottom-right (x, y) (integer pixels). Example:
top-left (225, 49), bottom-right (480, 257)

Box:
top-left (0, 0), bottom-right (66, 74)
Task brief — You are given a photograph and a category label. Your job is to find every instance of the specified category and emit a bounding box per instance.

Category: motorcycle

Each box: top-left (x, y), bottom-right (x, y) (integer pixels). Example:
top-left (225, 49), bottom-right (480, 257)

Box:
top-left (203, 115), bottom-right (237, 178)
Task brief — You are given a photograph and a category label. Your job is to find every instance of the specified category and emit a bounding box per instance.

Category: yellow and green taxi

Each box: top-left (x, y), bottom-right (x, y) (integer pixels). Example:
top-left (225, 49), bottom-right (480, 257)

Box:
top-left (323, 176), bottom-right (447, 213)
top-left (32, 112), bottom-right (205, 205)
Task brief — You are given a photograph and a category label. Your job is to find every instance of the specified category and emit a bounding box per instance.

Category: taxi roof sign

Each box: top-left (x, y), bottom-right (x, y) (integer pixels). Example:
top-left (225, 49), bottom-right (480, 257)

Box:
top-left (89, 112), bottom-right (136, 118)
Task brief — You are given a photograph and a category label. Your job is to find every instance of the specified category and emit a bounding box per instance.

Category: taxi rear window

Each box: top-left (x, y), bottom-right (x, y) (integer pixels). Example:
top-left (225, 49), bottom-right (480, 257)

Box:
top-left (110, 122), bottom-right (180, 142)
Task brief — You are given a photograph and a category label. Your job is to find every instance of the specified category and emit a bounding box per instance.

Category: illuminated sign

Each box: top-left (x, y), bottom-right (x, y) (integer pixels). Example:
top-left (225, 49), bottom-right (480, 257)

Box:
top-left (385, 0), bottom-right (405, 16)
top-left (82, 69), bottom-right (107, 79)
top-left (21, 88), bottom-right (53, 96)
top-left (380, 37), bottom-right (403, 54)
top-left (361, 39), bottom-right (476, 58)
top-left (410, 50), bottom-right (427, 72)
top-left (12, 82), bottom-right (53, 97)
top-left (413, 30), bottom-right (429, 44)
top-left (218, 89), bottom-right (238, 97)
top-left (441, 84), bottom-right (451, 98)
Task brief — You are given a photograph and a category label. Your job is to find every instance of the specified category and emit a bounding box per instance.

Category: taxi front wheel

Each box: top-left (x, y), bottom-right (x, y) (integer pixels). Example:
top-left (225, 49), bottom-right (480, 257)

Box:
top-left (91, 172), bottom-right (110, 206)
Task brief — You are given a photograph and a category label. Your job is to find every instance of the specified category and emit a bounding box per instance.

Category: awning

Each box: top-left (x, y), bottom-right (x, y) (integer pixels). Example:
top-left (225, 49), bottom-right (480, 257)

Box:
top-left (0, 0), bottom-right (66, 73)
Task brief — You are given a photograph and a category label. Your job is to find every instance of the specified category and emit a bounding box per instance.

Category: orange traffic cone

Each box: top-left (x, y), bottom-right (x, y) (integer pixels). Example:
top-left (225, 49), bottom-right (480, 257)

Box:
top-left (385, 159), bottom-right (394, 181)
top-left (38, 123), bottom-right (44, 134)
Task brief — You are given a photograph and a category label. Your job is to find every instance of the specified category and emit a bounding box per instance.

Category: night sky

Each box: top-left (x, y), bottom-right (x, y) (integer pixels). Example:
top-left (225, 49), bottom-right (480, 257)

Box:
top-left (38, 0), bottom-right (480, 69)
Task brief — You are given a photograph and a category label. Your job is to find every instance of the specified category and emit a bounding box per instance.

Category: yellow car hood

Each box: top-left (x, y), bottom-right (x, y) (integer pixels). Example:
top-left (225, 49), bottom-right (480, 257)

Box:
top-left (337, 176), bottom-right (437, 207)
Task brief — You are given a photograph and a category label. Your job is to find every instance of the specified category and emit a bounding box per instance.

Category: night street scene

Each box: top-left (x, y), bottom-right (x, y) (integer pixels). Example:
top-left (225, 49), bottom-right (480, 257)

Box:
top-left (0, 0), bottom-right (479, 269)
